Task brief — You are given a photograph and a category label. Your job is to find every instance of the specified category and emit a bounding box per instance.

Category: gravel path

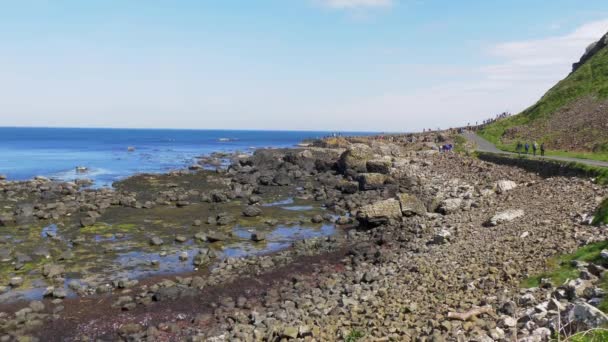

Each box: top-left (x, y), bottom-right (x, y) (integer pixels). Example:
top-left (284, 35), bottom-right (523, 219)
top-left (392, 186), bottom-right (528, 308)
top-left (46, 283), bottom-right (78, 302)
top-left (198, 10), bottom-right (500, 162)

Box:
top-left (463, 131), bottom-right (608, 168)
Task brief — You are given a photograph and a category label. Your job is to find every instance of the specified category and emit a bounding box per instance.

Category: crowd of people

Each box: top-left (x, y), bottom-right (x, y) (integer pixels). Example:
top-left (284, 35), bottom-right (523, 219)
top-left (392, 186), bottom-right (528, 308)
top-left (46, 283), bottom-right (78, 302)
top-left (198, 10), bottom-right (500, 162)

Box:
top-left (468, 111), bottom-right (513, 131)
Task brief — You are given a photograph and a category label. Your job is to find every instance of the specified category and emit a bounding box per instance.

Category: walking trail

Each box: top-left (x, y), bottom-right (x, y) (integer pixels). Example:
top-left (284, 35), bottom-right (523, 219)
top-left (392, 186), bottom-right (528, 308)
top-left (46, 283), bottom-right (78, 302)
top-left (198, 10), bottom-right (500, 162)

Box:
top-left (463, 131), bottom-right (608, 168)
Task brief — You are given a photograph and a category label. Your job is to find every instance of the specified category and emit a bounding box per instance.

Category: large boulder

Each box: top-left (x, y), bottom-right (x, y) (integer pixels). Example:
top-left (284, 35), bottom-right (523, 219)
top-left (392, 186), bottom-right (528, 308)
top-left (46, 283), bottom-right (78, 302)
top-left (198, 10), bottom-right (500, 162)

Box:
top-left (397, 193), bottom-right (426, 216)
top-left (562, 301), bottom-right (608, 330)
top-left (366, 159), bottom-right (391, 174)
top-left (338, 144), bottom-right (374, 173)
top-left (358, 173), bottom-right (387, 191)
top-left (356, 199), bottom-right (401, 226)
top-left (487, 209), bottom-right (524, 226)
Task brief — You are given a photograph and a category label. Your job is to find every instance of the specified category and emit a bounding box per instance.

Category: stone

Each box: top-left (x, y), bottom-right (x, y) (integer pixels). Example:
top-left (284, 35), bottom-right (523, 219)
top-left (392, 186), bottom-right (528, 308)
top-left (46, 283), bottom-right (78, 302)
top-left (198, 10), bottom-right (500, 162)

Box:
top-left (9, 277), bottom-right (23, 287)
top-left (251, 232), bottom-right (266, 242)
top-left (356, 199), bottom-right (401, 226)
top-left (242, 206), bottom-right (262, 217)
top-left (42, 264), bottom-right (65, 279)
top-left (80, 216), bottom-right (96, 227)
top-left (118, 323), bottom-right (143, 335)
top-left (496, 180), bottom-right (517, 193)
top-left (548, 298), bottom-right (566, 312)
top-left (564, 301), bottom-right (608, 329)
top-left (488, 209), bottom-right (524, 226)
top-left (431, 229), bottom-right (451, 245)
top-left (357, 173), bottom-right (387, 190)
top-left (175, 235), bottom-right (187, 243)
top-left (311, 214), bottom-right (323, 223)
top-left (179, 252), bottom-right (189, 261)
top-left (566, 279), bottom-right (593, 299)
top-left (500, 316), bottom-right (517, 328)
top-left (282, 326), bottom-right (299, 339)
top-left (438, 198), bottom-right (463, 214)
top-left (338, 143), bottom-right (374, 173)
top-left (216, 213), bottom-right (235, 226)
top-left (600, 249), bottom-right (608, 260)
top-left (397, 193), bottom-right (426, 216)
top-left (150, 237), bottom-right (164, 246)
top-left (366, 159), bottom-right (391, 174)
top-left (53, 288), bottom-right (67, 298)
top-left (29, 301), bottom-right (45, 312)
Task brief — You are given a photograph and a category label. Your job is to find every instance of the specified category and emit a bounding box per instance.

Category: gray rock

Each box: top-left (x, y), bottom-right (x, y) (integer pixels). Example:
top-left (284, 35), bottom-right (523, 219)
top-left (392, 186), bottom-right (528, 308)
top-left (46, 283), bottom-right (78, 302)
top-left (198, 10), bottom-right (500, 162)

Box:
top-left (242, 206), bottom-right (262, 217)
top-left (356, 199), bottom-right (401, 226)
top-left (488, 209), bottom-right (524, 226)
top-left (438, 198), bottom-right (463, 214)
top-left (431, 229), bottom-right (451, 245)
top-left (358, 173), bottom-right (387, 191)
top-left (496, 180), bottom-right (517, 193)
top-left (150, 236), bottom-right (164, 246)
top-left (42, 264), bottom-right (65, 279)
top-left (251, 232), bottom-right (266, 242)
top-left (9, 277), bottom-right (23, 287)
top-left (397, 193), bottom-right (426, 216)
top-left (338, 143), bottom-right (374, 173)
top-left (564, 301), bottom-right (608, 329)
top-left (366, 159), bottom-right (391, 174)
top-left (311, 215), bottom-right (324, 224)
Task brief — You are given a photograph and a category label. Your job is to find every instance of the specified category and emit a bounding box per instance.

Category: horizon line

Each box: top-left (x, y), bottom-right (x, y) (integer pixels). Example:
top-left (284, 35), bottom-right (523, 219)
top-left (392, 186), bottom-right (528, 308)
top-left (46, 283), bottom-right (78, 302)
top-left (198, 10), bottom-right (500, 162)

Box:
top-left (0, 125), bottom-right (393, 134)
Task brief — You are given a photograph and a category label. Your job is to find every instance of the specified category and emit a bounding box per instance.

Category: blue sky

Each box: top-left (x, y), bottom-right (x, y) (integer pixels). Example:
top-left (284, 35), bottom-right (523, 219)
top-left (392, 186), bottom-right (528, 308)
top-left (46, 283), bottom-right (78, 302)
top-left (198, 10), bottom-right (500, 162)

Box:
top-left (1, 0), bottom-right (607, 131)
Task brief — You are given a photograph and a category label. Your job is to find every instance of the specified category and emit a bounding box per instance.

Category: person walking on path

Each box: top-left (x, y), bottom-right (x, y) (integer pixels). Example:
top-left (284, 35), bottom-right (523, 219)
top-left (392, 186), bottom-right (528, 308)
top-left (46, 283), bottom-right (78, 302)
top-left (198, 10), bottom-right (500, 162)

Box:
top-left (524, 142), bottom-right (530, 154)
top-left (532, 141), bottom-right (538, 156)
top-left (516, 141), bottom-right (523, 155)
top-left (540, 143), bottom-right (545, 157)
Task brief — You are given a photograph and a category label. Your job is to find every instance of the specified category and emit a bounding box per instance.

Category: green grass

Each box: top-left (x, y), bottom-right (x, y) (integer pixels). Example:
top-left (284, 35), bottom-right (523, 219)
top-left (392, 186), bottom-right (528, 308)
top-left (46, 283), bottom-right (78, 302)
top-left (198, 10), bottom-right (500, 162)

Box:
top-left (567, 161), bottom-right (608, 185)
top-left (545, 150), bottom-right (608, 163)
top-left (453, 134), bottom-right (468, 153)
top-left (479, 44), bottom-right (608, 159)
top-left (593, 198), bottom-right (608, 226)
top-left (522, 240), bottom-right (608, 313)
top-left (345, 329), bottom-right (365, 342)
top-left (560, 329), bottom-right (608, 341)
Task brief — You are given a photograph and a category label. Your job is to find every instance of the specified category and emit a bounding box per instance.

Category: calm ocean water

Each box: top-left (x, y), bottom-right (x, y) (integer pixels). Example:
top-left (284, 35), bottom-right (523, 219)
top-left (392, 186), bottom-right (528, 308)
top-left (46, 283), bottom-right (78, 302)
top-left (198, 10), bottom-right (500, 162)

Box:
top-left (0, 127), bottom-right (372, 187)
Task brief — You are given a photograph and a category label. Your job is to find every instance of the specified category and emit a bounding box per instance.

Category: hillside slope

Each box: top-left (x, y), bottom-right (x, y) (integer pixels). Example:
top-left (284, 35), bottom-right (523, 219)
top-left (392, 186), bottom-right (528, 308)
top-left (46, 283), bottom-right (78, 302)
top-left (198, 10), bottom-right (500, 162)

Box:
top-left (480, 31), bottom-right (608, 155)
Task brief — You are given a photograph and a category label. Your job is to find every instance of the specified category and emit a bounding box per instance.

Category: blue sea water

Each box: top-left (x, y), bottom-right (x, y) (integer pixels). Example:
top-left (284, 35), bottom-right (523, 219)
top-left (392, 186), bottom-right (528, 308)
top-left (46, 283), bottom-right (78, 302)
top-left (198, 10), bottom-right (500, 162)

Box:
top-left (0, 127), bottom-right (371, 187)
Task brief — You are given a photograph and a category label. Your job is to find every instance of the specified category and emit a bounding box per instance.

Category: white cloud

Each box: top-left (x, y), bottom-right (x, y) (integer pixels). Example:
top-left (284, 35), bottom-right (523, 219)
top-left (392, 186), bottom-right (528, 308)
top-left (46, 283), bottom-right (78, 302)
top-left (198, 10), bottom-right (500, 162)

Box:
top-left (317, 0), bottom-right (393, 10)
top-left (484, 19), bottom-right (608, 83)
top-left (313, 18), bottom-right (608, 131)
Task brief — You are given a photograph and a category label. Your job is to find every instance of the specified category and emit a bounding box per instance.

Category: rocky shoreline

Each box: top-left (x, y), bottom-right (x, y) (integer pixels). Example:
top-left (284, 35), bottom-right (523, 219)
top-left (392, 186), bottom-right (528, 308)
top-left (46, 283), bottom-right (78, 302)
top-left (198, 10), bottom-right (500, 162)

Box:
top-left (0, 133), bottom-right (607, 341)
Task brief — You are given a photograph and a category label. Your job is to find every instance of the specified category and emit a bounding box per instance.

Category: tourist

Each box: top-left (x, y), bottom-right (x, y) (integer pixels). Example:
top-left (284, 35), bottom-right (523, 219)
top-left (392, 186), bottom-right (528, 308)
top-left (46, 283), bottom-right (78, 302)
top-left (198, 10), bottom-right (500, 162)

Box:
top-left (516, 141), bottom-right (522, 155)
top-left (532, 141), bottom-right (538, 156)
top-left (524, 143), bottom-right (529, 154)
top-left (540, 143), bottom-right (545, 157)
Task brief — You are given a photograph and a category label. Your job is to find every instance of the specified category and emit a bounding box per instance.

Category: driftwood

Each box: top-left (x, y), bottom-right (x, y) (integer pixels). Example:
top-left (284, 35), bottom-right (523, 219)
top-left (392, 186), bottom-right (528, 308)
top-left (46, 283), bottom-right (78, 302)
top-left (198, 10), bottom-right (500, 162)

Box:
top-left (447, 306), bottom-right (497, 321)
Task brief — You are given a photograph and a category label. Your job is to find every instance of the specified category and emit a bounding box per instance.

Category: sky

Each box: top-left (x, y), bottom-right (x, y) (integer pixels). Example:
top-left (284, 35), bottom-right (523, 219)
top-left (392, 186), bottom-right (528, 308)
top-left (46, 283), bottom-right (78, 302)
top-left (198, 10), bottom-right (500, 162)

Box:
top-left (1, 0), bottom-right (607, 132)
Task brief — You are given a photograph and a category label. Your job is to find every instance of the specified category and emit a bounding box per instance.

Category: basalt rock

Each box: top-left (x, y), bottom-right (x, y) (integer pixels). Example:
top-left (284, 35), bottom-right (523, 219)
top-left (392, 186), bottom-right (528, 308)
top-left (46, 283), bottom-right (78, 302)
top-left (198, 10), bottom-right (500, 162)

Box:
top-left (338, 143), bottom-right (374, 174)
top-left (356, 199), bottom-right (401, 227)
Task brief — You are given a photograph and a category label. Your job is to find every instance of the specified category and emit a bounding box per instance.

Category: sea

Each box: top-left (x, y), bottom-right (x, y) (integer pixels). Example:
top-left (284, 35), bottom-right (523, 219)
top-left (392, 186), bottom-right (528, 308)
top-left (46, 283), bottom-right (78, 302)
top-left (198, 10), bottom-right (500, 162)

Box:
top-left (0, 127), bottom-right (372, 187)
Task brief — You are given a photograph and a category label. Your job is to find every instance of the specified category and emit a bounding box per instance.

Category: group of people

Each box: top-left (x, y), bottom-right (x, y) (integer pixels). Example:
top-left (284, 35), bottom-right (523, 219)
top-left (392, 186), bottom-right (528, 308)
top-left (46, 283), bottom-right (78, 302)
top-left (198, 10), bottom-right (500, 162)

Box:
top-left (467, 111), bottom-right (513, 131)
top-left (516, 141), bottom-right (545, 156)
top-left (439, 144), bottom-right (454, 152)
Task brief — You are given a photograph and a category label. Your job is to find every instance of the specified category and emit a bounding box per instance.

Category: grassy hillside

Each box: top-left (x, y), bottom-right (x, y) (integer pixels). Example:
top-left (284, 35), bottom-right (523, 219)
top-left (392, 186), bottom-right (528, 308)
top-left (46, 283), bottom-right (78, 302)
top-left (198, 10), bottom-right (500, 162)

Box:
top-left (479, 40), bottom-right (608, 160)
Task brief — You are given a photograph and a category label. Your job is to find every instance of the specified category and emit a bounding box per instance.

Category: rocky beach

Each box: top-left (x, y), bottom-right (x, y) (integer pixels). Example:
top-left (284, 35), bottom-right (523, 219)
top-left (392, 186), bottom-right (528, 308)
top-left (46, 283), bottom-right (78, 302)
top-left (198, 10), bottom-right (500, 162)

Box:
top-left (0, 132), bottom-right (606, 341)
